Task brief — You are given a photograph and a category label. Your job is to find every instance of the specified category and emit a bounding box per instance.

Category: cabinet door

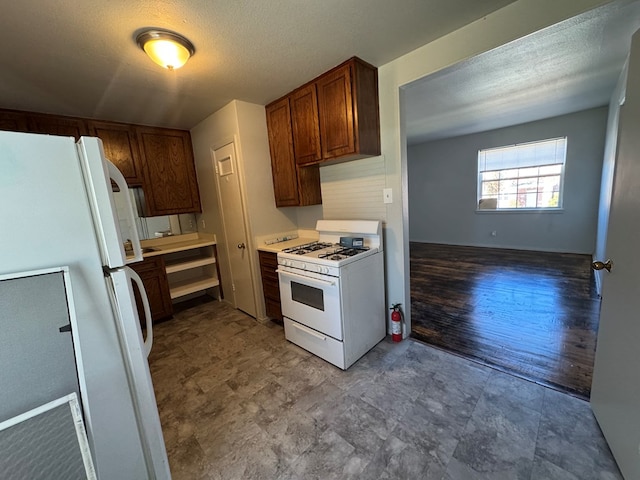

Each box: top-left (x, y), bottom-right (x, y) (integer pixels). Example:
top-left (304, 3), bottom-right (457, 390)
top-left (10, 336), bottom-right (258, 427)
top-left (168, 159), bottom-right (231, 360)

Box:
top-left (258, 251), bottom-right (282, 322)
top-left (317, 64), bottom-right (356, 159)
top-left (290, 84), bottom-right (322, 165)
top-left (0, 110), bottom-right (29, 132)
top-left (27, 113), bottom-right (88, 140)
top-left (88, 121), bottom-right (144, 185)
top-left (136, 127), bottom-right (201, 216)
top-left (130, 256), bottom-right (173, 322)
top-left (266, 98), bottom-right (299, 207)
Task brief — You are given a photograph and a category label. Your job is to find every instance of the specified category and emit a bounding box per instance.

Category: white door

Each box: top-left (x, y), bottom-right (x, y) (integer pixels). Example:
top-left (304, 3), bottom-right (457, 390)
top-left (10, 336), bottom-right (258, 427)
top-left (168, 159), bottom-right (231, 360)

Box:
top-left (590, 30), bottom-right (640, 480)
top-left (212, 142), bottom-right (256, 316)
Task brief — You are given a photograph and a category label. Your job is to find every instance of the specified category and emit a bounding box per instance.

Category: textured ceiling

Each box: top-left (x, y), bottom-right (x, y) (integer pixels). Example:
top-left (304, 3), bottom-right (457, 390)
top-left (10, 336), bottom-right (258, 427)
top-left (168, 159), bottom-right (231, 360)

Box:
top-left (404, 0), bottom-right (640, 144)
top-left (0, 0), bottom-right (517, 129)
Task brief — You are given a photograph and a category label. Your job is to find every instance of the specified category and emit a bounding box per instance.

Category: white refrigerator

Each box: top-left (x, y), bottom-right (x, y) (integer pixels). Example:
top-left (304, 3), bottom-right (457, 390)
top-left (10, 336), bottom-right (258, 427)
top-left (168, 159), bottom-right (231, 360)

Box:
top-left (0, 131), bottom-right (171, 479)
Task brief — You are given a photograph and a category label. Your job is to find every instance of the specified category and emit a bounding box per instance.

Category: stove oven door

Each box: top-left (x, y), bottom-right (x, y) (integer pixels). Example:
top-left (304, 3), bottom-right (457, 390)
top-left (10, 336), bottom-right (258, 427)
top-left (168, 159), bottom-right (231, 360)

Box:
top-left (277, 267), bottom-right (342, 340)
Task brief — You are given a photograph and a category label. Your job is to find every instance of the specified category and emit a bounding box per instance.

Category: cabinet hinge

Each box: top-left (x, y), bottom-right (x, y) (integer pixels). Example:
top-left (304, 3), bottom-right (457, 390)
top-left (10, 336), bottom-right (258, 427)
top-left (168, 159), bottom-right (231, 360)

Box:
top-left (232, 283), bottom-right (236, 292)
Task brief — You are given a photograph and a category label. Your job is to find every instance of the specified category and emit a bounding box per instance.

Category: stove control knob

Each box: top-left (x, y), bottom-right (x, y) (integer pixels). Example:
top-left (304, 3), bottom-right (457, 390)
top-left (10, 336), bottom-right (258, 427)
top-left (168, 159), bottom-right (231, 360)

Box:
top-left (301, 263), bottom-right (306, 269)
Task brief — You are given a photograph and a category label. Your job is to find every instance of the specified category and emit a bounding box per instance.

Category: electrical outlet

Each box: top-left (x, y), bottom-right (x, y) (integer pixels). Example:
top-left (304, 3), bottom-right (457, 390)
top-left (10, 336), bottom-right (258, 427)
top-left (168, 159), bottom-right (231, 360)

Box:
top-left (383, 188), bottom-right (393, 204)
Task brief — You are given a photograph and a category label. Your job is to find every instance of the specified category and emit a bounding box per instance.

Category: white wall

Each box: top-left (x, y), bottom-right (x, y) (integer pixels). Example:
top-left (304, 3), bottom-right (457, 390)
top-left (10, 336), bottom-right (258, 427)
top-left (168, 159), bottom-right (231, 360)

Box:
top-left (339, 0), bottom-right (612, 335)
top-left (594, 63), bottom-right (628, 293)
top-left (191, 100), bottom-right (312, 319)
top-left (407, 107), bottom-right (608, 253)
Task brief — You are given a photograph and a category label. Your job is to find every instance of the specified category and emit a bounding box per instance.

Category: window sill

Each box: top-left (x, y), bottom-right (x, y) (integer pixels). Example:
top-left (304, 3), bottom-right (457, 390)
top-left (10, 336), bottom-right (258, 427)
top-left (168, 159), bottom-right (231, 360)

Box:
top-left (475, 208), bottom-right (564, 214)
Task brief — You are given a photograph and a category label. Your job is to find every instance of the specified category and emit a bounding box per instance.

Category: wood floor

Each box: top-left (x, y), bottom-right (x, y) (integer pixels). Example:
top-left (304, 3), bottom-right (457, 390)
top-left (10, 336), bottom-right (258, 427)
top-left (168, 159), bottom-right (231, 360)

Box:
top-left (410, 243), bottom-right (601, 399)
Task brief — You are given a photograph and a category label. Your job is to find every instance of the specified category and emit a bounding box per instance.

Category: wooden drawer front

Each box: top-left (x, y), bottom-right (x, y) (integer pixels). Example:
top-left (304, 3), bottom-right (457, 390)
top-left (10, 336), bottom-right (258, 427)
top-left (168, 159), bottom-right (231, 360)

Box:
top-left (265, 297), bottom-right (282, 321)
top-left (261, 267), bottom-right (279, 284)
top-left (131, 256), bottom-right (164, 274)
top-left (259, 251), bottom-right (282, 321)
top-left (259, 250), bottom-right (278, 267)
top-left (262, 282), bottom-right (281, 301)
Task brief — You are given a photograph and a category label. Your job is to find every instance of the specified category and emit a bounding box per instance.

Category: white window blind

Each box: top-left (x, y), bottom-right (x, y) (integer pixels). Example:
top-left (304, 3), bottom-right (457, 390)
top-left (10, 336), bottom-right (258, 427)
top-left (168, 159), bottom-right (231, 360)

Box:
top-left (477, 137), bottom-right (567, 210)
top-left (478, 137), bottom-right (567, 171)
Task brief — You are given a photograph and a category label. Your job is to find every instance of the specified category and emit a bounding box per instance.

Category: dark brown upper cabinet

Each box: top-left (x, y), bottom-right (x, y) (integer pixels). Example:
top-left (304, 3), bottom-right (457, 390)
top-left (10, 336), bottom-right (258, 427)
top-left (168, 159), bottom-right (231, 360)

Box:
top-left (290, 84), bottom-right (322, 165)
top-left (136, 126), bottom-right (202, 217)
top-left (266, 97), bottom-right (322, 207)
top-left (316, 57), bottom-right (380, 163)
top-left (87, 120), bottom-right (144, 186)
top-left (265, 57), bottom-right (380, 207)
top-left (27, 113), bottom-right (88, 140)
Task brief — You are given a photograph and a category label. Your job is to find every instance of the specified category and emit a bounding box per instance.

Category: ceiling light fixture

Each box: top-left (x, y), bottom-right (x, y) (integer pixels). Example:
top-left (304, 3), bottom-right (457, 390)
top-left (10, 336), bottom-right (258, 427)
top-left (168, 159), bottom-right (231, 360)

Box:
top-left (136, 29), bottom-right (195, 70)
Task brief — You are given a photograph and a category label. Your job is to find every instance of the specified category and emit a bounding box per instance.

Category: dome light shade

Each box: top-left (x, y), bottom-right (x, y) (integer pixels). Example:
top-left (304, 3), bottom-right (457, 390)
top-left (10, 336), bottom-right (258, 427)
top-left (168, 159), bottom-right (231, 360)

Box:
top-left (136, 30), bottom-right (195, 70)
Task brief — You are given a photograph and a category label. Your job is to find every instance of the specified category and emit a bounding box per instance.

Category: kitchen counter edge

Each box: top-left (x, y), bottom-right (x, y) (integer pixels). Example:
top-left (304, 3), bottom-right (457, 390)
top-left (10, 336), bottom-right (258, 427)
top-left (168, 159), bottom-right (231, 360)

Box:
top-left (140, 233), bottom-right (217, 257)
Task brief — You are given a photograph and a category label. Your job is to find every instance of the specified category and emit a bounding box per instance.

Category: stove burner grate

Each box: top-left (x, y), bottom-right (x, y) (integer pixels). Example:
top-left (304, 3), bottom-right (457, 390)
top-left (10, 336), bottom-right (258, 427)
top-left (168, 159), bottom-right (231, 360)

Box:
top-left (317, 246), bottom-right (369, 259)
top-left (282, 242), bottom-right (332, 254)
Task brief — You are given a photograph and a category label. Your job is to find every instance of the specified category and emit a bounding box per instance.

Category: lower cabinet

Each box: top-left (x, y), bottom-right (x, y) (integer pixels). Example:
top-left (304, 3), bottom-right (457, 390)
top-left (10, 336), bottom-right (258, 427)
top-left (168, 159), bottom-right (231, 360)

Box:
top-left (259, 251), bottom-right (282, 322)
top-left (130, 256), bottom-right (173, 323)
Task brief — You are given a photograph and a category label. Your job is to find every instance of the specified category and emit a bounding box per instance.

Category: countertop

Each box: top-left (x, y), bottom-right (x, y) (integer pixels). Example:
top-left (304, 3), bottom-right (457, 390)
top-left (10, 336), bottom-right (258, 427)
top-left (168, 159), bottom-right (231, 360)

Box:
top-left (139, 233), bottom-right (217, 258)
top-left (257, 237), bottom-right (318, 253)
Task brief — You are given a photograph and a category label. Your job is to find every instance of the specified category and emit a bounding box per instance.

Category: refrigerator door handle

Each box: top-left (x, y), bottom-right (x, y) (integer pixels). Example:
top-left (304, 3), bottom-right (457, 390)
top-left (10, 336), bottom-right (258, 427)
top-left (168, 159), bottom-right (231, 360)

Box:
top-left (106, 160), bottom-right (143, 264)
top-left (77, 137), bottom-right (143, 268)
top-left (126, 267), bottom-right (153, 357)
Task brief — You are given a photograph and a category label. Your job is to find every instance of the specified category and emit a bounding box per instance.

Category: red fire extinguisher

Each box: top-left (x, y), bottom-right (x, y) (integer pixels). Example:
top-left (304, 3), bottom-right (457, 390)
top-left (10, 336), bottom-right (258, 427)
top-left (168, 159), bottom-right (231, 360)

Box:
top-left (390, 303), bottom-right (403, 342)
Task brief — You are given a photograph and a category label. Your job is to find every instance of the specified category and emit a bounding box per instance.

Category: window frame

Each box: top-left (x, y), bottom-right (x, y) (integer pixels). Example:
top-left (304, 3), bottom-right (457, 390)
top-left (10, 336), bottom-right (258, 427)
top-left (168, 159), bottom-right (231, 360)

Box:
top-left (476, 137), bottom-right (567, 212)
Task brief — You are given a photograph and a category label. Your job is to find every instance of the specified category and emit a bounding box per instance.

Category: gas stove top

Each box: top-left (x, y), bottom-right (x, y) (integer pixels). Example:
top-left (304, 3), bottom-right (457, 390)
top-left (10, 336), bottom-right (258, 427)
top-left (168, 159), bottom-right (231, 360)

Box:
top-left (282, 242), bottom-right (371, 260)
top-left (277, 220), bottom-right (383, 274)
top-left (278, 241), bottom-right (378, 273)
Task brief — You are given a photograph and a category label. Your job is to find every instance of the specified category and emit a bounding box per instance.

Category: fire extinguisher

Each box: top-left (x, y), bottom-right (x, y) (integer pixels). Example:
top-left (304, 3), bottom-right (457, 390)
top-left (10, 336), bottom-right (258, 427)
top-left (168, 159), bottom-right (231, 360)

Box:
top-left (390, 303), bottom-right (403, 342)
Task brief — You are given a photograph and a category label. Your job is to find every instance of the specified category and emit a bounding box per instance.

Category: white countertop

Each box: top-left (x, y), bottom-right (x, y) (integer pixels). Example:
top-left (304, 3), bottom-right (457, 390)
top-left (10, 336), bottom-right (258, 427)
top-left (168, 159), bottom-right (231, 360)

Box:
top-left (139, 233), bottom-right (217, 257)
top-left (257, 237), bottom-right (318, 253)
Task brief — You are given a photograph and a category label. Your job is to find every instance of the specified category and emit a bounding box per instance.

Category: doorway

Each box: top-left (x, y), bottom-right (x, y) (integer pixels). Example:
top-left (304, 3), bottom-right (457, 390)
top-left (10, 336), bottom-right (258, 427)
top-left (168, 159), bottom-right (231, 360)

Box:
top-left (402, 2), bottom-right (640, 399)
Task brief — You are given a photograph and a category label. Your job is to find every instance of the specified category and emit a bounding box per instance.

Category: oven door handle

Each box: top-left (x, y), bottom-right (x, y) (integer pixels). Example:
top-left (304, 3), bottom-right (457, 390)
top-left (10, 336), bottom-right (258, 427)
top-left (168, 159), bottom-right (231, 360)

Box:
top-left (276, 269), bottom-right (337, 287)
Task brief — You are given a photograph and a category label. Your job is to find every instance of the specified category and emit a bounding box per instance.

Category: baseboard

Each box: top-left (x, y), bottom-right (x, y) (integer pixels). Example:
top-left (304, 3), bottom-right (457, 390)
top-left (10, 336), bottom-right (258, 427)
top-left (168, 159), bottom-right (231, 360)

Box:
top-left (409, 239), bottom-right (589, 255)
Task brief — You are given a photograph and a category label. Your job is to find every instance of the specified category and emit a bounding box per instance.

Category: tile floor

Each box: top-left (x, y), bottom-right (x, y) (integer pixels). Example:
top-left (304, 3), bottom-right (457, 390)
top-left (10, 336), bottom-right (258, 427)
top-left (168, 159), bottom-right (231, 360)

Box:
top-left (148, 299), bottom-right (622, 480)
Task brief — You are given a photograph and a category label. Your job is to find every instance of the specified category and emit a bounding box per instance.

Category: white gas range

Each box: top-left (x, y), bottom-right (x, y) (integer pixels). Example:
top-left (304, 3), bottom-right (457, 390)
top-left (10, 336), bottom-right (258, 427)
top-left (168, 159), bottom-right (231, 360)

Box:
top-left (277, 220), bottom-right (386, 369)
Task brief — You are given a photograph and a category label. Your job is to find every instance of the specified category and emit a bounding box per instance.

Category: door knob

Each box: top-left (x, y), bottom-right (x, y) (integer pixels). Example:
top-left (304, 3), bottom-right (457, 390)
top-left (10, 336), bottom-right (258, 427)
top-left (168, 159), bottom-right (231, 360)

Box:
top-left (591, 259), bottom-right (612, 272)
top-left (237, 242), bottom-right (246, 249)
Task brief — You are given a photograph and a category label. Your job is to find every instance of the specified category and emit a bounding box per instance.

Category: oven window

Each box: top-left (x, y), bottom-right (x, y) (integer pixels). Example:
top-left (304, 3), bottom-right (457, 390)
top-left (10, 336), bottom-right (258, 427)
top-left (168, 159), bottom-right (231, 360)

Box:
top-left (291, 281), bottom-right (325, 311)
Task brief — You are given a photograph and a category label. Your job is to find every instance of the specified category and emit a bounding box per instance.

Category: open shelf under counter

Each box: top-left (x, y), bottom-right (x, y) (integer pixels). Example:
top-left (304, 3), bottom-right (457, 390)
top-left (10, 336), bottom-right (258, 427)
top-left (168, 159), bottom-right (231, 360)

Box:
top-left (164, 254), bottom-right (216, 274)
top-left (169, 275), bottom-right (220, 300)
top-left (141, 233), bottom-right (223, 302)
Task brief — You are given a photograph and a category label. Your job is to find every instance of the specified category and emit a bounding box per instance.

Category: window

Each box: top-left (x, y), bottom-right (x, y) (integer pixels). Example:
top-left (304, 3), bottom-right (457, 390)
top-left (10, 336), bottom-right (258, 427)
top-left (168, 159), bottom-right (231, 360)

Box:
top-left (477, 137), bottom-right (566, 210)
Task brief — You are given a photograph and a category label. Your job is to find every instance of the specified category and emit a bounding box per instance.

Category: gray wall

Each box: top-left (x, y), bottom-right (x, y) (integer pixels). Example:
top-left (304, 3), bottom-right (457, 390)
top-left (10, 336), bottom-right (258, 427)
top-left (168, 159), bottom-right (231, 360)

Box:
top-left (408, 107), bottom-right (608, 254)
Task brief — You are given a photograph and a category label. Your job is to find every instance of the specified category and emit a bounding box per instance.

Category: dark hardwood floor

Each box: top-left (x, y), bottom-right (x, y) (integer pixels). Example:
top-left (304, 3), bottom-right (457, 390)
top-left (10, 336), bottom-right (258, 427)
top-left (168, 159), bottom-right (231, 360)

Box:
top-left (410, 242), bottom-right (601, 399)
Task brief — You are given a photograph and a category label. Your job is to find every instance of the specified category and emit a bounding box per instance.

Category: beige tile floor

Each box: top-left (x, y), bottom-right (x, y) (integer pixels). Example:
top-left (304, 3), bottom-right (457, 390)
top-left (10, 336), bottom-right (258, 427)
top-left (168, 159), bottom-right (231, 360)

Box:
top-left (148, 298), bottom-right (621, 480)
